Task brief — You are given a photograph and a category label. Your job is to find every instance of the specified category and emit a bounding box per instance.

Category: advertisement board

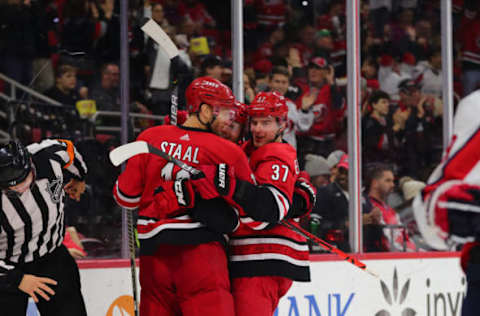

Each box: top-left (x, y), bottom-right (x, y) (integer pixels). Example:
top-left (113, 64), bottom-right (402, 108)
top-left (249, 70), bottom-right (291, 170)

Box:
top-left (275, 256), bottom-right (466, 316)
top-left (25, 254), bottom-right (466, 316)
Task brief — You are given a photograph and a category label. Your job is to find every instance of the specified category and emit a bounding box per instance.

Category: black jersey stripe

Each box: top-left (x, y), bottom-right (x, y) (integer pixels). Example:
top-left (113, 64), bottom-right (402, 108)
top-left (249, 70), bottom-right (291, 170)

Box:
top-left (6, 195), bottom-right (32, 264)
top-left (31, 183), bottom-right (50, 260)
top-left (0, 197), bottom-right (15, 262)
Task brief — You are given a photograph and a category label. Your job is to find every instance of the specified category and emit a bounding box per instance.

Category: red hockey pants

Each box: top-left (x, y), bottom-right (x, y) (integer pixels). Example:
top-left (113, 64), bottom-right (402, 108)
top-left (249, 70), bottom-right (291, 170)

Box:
top-left (139, 242), bottom-right (234, 316)
top-left (232, 276), bottom-right (293, 316)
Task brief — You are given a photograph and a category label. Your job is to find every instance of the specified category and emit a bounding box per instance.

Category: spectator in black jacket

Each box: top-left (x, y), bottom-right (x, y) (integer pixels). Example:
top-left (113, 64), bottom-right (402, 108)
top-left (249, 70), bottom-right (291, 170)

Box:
top-left (313, 154), bottom-right (384, 252)
top-left (45, 64), bottom-right (85, 106)
top-left (90, 63), bottom-right (120, 111)
top-left (313, 154), bottom-right (350, 252)
top-left (362, 90), bottom-right (393, 165)
top-left (395, 79), bottom-right (437, 177)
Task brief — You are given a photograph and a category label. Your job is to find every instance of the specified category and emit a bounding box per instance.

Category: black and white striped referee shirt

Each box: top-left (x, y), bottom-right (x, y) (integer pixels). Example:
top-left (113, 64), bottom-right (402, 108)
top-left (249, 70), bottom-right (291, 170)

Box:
top-left (0, 139), bottom-right (87, 291)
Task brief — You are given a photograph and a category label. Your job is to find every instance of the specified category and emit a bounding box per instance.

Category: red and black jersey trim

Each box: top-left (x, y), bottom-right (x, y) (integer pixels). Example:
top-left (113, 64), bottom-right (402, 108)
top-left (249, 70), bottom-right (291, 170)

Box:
top-left (228, 234), bottom-right (310, 282)
top-left (229, 260), bottom-right (310, 282)
top-left (139, 228), bottom-right (226, 256)
top-left (137, 215), bottom-right (227, 255)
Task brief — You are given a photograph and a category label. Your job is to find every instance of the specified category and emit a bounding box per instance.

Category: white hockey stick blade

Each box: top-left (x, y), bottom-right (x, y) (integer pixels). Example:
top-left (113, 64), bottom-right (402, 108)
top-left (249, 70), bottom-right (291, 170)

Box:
top-left (141, 19), bottom-right (179, 59)
top-left (109, 141), bottom-right (150, 166)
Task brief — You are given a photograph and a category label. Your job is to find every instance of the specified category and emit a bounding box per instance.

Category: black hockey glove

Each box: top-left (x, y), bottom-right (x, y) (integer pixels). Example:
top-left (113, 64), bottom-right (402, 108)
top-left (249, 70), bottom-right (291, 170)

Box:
top-left (190, 164), bottom-right (236, 200)
top-left (153, 179), bottom-right (195, 216)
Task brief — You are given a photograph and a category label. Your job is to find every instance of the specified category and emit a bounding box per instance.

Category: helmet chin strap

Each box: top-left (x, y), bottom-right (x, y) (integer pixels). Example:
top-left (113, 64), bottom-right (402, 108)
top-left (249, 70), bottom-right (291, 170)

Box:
top-left (271, 118), bottom-right (286, 144)
top-left (196, 104), bottom-right (215, 131)
top-left (253, 119), bottom-right (285, 147)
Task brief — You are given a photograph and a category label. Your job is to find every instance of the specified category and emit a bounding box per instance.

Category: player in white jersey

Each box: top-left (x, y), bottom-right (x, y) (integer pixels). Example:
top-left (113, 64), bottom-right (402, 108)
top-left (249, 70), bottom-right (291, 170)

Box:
top-left (412, 90), bottom-right (480, 316)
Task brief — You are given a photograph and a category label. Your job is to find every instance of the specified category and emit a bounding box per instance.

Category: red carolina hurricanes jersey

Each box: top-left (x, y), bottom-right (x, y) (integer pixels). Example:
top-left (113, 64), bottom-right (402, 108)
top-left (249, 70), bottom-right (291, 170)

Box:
top-left (295, 84), bottom-right (345, 139)
top-left (113, 125), bottom-right (254, 254)
top-left (229, 141), bottom-right (311, 282)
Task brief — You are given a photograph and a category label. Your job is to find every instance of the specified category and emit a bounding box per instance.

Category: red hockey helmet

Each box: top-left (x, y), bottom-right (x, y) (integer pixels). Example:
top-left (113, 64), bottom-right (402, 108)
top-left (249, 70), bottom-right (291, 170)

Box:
top-left (233, 101), bottom-right (248, 124)
top-left (248, 91), bottom-right (288, 121)
top-left (185, 76), bottom-right (235, 114)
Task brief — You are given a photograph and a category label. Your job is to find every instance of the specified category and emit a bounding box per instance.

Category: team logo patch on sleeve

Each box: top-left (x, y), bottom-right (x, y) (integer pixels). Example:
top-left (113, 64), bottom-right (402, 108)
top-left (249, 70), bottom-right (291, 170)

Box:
top-left (47, 177), bottom-right (63, 203)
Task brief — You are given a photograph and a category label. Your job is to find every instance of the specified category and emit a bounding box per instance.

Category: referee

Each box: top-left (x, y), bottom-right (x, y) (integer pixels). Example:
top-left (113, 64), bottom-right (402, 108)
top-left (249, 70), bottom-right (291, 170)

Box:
top-left (0, 139), bottom-right (88, 315)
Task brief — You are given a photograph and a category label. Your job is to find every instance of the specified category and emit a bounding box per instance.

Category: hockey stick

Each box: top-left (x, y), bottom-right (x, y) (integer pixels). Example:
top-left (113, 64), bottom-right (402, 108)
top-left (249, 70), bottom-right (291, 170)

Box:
top-left (281, 221), bottom-right (378, 278)
top-left (141, 19), bottom-right (180, 126)
top-left (109, 140), bottom-right (202, 177)
top-left (109, 141), bottom-right (376, 276)
top-left (126, 208), bottom-right (139, 316)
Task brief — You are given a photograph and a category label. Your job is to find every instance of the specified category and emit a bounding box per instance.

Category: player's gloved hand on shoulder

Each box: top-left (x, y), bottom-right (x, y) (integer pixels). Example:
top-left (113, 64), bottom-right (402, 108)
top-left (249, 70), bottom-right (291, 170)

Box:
top-left (154, 178), bottom-right (195, 214)
top-left (190, 163), bottom-right (236, 200)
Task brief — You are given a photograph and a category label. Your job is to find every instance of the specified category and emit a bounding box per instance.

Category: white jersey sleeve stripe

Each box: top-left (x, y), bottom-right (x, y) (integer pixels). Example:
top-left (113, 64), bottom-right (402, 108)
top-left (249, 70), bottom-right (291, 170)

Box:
top-left (230, 237), bottom-right (309, 251)
top-left (115, 182), bottom-right (141, 204)
top-left (266, 185), bottom-right (290, 221)
top-left (230, 253), bottom-right (310, 267)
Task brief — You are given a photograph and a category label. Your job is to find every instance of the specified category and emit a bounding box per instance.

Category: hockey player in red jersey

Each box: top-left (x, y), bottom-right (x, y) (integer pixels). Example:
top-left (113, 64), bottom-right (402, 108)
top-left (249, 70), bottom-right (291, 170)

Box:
top-left (190, 91), bottom-right (314, 316)
top-left (231, 92), bottom-right (311, 316)
top-left (412, 90), bottom-right (480, 316)
top-left (113, 76), bottom-right (254, 316)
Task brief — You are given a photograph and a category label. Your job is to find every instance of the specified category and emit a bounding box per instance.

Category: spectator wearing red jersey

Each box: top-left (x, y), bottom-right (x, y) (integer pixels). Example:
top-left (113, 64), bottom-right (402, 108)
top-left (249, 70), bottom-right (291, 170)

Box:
top-left (364, 163), bottom-right (416, 252)
top-left (295, 57), bottom-right (344, 167)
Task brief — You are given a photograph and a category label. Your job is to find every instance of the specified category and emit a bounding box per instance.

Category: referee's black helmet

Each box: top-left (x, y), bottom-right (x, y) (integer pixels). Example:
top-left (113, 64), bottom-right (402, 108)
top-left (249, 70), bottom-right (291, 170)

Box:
top-left (0, 141), bottom-right (31, 189)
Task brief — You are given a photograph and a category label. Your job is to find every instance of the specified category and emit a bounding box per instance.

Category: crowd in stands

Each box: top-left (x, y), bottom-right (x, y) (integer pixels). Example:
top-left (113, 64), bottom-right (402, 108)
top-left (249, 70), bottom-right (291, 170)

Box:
top-left (1, 0), bottom-right (479, 256)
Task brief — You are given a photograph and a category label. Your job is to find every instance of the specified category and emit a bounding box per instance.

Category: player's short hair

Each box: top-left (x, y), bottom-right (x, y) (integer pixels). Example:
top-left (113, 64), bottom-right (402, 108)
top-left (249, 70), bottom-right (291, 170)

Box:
top-left (55, 64), bottom-right (77, 79)
top-left (369, 90), bottom-right (390, 105)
